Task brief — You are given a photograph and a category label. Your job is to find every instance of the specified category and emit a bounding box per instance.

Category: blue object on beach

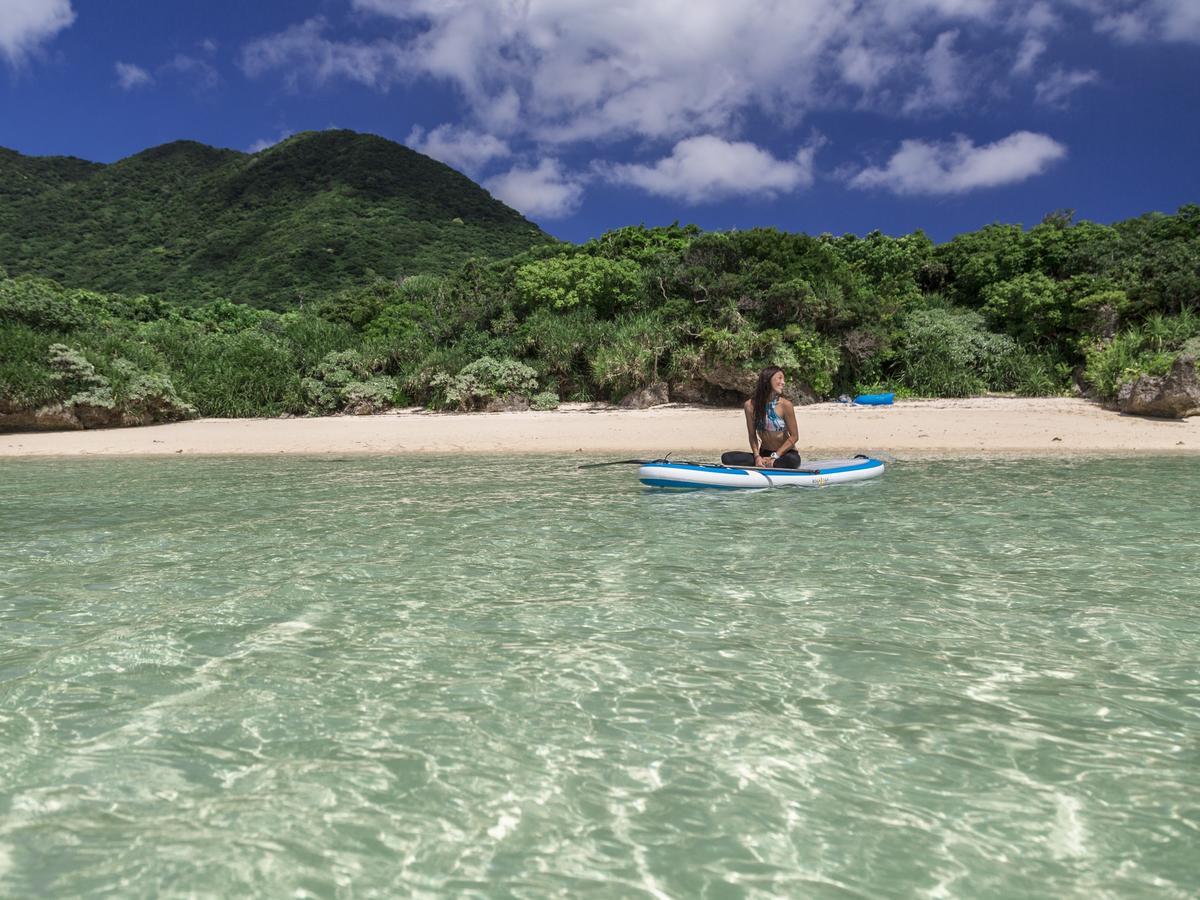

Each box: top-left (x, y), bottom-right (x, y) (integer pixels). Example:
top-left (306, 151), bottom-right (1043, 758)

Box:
top-left (853, 392), bottom-right (894, 406)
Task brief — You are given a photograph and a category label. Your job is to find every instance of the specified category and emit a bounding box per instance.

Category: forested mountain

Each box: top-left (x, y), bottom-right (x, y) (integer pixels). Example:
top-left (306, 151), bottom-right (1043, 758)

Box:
top-left (0, 131), bottom-right (552, 308)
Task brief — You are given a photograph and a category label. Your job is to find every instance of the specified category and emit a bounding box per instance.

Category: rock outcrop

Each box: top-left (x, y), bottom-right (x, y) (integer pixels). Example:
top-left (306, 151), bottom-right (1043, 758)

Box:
top-left (0, 400), bottom-right (198, 432)
top-left (484, 393), bottom-right (530, 413)
top-left (668, 363), bottom-right (819, 406)
top-left (0, 401), bottom-right (85, 431)
top-left (668, 380), bottom-right (744, 406)
top-left (1117, 355), bottom-right (1200, 418)
top-left (619, 382), bottom-right (669, 409)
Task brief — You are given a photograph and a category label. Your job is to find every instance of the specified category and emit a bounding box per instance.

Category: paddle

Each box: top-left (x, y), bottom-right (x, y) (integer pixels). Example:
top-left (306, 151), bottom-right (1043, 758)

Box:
top-left (576, 458), bottom-right (658, 469)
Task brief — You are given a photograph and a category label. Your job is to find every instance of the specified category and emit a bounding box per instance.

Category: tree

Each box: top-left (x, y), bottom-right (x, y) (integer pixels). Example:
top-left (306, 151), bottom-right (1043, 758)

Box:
top-left (515, 254), bottom-right (643, 315)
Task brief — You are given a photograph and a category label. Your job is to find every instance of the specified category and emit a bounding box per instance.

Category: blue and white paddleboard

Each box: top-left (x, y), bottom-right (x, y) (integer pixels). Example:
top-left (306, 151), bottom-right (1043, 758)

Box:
top-left (638, 457), bottom-right (885, 490)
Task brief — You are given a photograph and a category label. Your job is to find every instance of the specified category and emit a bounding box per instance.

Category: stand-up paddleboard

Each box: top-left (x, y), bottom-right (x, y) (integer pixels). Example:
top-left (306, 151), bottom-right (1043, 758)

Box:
top-left (638, 456), bottom-right (885, 489)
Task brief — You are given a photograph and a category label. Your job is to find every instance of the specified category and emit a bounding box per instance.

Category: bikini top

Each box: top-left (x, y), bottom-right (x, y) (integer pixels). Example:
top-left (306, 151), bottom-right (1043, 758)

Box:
top-left (758, 397), bottom-right (787, 433)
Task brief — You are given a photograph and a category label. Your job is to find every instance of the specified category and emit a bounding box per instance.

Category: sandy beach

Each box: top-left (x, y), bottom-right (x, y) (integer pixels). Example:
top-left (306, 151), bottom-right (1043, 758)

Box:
top-left (1, 397), bottom-right (1197, 458)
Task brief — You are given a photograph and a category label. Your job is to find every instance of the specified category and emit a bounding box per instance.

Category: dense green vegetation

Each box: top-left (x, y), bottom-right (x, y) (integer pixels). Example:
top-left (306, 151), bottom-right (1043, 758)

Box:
top-left (0, 132), bottom-right (551, 309)
top-left (3, 204), bottom-right (1197, 428)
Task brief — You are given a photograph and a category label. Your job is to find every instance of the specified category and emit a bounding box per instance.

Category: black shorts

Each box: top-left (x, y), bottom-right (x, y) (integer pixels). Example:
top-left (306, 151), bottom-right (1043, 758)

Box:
top-left (720, 449), bottom-right (801, 469)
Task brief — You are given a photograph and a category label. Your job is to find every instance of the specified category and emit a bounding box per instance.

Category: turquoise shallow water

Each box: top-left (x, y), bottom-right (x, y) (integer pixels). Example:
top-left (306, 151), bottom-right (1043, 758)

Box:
top-left (1, 455), bottom-right (1198, 898)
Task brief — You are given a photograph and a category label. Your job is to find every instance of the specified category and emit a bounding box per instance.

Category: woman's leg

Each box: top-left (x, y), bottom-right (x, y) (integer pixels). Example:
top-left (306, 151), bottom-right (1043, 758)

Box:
top-left (720, 450), bottom-right (800, 468)
top-left (775, 449), bottom-right (802, 469)
top-left (721, 451), bottom-right (758, 467)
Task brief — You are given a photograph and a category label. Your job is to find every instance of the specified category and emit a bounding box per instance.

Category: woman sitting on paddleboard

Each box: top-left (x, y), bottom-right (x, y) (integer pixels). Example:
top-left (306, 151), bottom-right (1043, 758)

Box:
top-left (721, 366), bottom-right (801, 469)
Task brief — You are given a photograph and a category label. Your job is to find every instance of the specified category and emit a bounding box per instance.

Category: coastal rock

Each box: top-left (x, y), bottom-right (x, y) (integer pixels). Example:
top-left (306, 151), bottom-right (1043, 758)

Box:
top-left (74, 401), bottom-right (123, 429)
top-left (1071, 364), bottom-right (1096, 399)
top-left (696, 363), bottom-right (819, 405)
top-left (484, 393), bottom-right (530, 413)
top-left (0, 402), bottom-right (84, 432)
top-left (668, 363), bottom-right (758, 405)
top-left (1117, 355), bottom-right (1200, 418)
top-left (785, 383), bottom-right (819, 405)
top-left (0, 396), bottom-right (194, 432)
top-left (668, 380), bottom-right (742, 405)
top-left (0, 402), bottom-right (124, 431)
top-left (619, 381), bottom-right (669, 409)
top-left (699, 362), bottom-right (758, 396)
top-left (669, 373), bottom-right (819, 406)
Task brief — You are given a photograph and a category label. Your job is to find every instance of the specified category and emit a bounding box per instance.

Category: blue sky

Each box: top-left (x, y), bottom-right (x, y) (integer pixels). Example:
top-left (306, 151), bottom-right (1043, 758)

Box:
top-left (2, 0), bottom-right (1198, 244)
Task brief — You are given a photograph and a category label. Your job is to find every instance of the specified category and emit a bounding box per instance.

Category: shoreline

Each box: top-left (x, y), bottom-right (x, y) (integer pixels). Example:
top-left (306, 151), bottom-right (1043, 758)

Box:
top-left (1, 398), bottom-right (1197, 459)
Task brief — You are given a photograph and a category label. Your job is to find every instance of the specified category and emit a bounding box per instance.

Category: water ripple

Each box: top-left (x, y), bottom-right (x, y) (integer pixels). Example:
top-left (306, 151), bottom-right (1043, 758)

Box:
top-left (1, 455), bottom-right (1198, 897)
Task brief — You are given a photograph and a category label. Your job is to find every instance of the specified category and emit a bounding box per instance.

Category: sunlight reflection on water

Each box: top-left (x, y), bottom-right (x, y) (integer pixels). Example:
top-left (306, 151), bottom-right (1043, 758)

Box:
top-left (1, 455), bottom-right (1198, 897)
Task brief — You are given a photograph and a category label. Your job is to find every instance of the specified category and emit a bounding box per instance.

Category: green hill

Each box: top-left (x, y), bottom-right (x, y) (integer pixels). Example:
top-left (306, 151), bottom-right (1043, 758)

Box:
top-left (0, 130), bottom-right (554, 308)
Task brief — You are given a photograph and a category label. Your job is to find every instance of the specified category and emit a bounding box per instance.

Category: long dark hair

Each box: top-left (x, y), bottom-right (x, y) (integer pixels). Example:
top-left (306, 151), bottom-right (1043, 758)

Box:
top-left (751, 366), bottom-right (783, 430)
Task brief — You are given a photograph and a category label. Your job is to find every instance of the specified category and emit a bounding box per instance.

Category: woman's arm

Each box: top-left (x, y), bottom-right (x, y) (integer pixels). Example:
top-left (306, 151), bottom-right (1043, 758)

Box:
top-left (777, 398), bottom-right (800, 455)
top-left (743, 402), bottom-right (762, 462)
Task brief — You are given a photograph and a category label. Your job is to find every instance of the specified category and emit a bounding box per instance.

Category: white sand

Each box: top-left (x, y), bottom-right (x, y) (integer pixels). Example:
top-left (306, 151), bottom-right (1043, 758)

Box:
top-left (2, 398), bottom-right (1197, 458)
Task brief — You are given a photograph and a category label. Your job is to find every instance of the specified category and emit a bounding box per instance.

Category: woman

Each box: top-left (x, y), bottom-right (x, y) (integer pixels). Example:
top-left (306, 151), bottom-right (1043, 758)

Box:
top-left (721, 366), bottom-right (801, 469)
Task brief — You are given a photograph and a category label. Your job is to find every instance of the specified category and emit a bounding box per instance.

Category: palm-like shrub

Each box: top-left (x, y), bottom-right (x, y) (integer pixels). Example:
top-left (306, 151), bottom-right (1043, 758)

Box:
top-left (427, 356), bottom-right (539, 410)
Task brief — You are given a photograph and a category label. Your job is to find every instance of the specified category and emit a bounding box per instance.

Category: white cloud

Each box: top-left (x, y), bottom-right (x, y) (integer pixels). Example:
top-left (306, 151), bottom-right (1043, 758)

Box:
top-left (1097, 12), bottom-right (1150, 40)
top-left (230, 0), bottom-right (1197, 215)
top-left (249, 0), bottom-right (1030, 146)
top-left (1152, 0), bottom-right (1200, 40)
top-left (1015, 1), bottom-right (1060, 33)
top-left (838, 43), bottom-right (899, 91)
top-left (163, 54), bottom-right (220, 91)
top-left (1034, 67), bottom-right (1100, 106)
top-left (240, 17), bottom-right (407, 90)
top-left (850, 131), bottom-right (1067, 195)
top-left (606, 136), bottom-right (818, 203)
top-left (484, 159), bottom-right (584, 219)
top-left (903, 30), bottom-right (971, 113)
top-left (1096, 0), bottom-right (1200, 43)
top-left (240, 1), bottom-right (1200, 151)
top-left (830, 0), bottom-right (998, 30)
top-left (0, 0), bottom-right (74, 66)
top-left (115, 61), bottom-right (153, 90)
top-left (406, 124), bottom-right (511, 175)
top-left (1012, 34), bottom-right (1047, 75)
top-left (248, 131), bottom-right (295, 153)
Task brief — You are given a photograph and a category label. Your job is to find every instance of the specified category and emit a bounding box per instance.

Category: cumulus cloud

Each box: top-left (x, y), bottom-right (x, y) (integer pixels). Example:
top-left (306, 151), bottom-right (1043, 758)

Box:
top-left (1097, 0), bottom-right (1200, 43)
top-left (903, 30), bottom-right (974, 113)
top-left (1097, 12), bottom-right (1150, 41)
top-left (232, 0), bottom-right (1200, 212)
top-left (115, 61), bottom-right (153, 90)
top-left (249, 0), bottom-right (1030, 145)
top-left (484, 159), bottom-right (585, 219)
top-left (238, 0), bottom-right (1200, 154)
top-left (406, 124), bottom-right (511, 175)
top-left (248, 131), bottom-right (295, 153)
top-left (240, 17), bottom-right (407, 90)
top-left (838, 42), bottom-right (899, 91)
top-left (240, 1), bottom-right (1200, 149)
top-left (162, 53), bottom-right (220, 91)
top-left (1034, 67), bottom-right (1100, 106)
top-left (1152, 0), bottom-right (1200, 40)
top-left (850, 131), bottom-right (1067, 195)
top-left (1008, 0), bottom-right (1060, 73)
top-left (1012, 34), bottom-right (1048, 75)
top-left (0, 0), bottom-right (74, 66)
top-left (606, 136), bottom-right (818, 203)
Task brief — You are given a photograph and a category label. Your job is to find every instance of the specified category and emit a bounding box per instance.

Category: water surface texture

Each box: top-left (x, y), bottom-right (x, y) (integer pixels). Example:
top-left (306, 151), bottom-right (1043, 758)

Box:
top-left (2, 456), bottom-right (1198, 897)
